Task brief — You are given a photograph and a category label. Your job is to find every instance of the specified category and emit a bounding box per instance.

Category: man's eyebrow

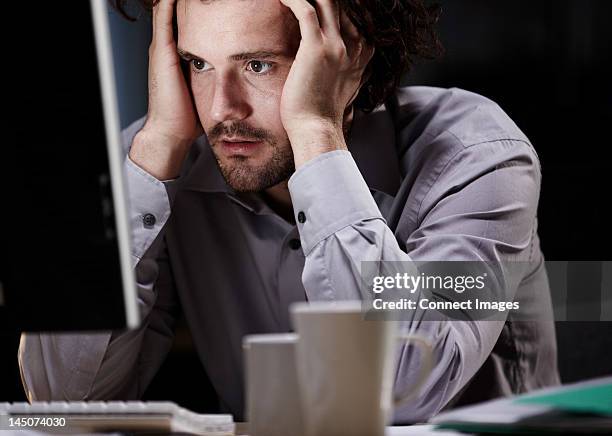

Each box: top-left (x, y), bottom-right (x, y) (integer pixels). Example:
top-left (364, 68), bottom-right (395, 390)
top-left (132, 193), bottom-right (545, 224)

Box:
top-left (177, 48), bottom-right (288, 62)
top-left (177, 48), bottom-right (202, 61)
top-left (229, 50), bottom-right (286, 61)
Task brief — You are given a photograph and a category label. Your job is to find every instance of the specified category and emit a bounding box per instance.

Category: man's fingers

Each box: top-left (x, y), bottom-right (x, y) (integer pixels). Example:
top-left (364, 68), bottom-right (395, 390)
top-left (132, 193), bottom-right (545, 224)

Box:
top-left (279, 0), bottom-right (322, 43)
top-left (339, 10), bottom-right (373, 66)
top-left (315, 0), bottom-right (341, 39)
top-left (339, 9), bottom-right (360, 41)
top-left (152, 0), bottom-right (178, 46)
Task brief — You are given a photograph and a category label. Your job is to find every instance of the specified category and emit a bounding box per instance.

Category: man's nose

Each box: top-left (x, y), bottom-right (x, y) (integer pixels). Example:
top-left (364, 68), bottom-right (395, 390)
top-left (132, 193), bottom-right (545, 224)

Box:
top-left (209, 73), bottom-right (251, 123)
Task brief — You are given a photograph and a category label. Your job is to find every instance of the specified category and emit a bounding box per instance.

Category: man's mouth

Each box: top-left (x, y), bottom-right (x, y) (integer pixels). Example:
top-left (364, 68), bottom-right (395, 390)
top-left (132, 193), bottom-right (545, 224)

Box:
top-left (219, 137), bottom-right (263, 155)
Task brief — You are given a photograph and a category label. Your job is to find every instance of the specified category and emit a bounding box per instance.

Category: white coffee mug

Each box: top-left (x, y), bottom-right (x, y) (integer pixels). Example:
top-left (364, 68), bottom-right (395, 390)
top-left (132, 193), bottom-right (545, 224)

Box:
top-left (290, 301), bottom-right (433, 436)
top-left (243, 333), bottom-right (305, 436)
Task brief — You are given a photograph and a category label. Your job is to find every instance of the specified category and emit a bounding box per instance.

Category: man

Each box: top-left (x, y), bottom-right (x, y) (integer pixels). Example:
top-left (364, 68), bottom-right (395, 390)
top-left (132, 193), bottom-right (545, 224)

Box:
top-left (19, 0), bottom-right (559, 423)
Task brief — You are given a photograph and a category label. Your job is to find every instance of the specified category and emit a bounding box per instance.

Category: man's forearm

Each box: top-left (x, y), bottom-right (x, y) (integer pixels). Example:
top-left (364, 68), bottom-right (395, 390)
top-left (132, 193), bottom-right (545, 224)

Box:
top-left (128, 128), bottom-right (193, 181)
top-left (287, 120), bottom-right (348, 169)
top-left (288, 150), bottom-right (514, 422)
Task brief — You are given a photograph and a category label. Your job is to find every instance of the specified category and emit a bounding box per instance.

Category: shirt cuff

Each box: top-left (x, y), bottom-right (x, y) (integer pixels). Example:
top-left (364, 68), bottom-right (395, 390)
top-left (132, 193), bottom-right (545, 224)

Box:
top-left (124, 155), bottom-right (173, 260)
top-left (288, 150), bottom-right (384, 255)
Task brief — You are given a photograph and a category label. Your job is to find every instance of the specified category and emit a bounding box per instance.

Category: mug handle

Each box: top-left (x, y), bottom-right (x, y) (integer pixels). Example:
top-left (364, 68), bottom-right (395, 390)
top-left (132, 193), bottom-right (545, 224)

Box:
top-left (393, 334), bottom-right (434, 407)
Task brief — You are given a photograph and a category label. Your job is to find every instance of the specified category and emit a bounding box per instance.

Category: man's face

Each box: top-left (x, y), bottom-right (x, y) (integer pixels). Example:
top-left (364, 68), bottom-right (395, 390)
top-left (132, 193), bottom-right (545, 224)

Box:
top-left (177, 0), bottom-right (301, 192)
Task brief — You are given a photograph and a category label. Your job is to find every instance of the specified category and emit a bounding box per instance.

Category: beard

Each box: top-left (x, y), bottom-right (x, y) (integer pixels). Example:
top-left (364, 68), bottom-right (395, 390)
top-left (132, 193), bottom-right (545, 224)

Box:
top-left (207, 121), bottom-right (295, 192)
top-left (215, 140), bottom-right (295, 192)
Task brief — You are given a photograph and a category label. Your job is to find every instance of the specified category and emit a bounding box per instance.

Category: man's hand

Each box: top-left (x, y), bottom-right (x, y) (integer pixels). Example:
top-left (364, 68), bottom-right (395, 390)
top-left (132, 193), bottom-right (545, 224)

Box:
top-left (129, 0), bottom-right (202, 180)
top-left (279, 0), bottom-right (374, 168)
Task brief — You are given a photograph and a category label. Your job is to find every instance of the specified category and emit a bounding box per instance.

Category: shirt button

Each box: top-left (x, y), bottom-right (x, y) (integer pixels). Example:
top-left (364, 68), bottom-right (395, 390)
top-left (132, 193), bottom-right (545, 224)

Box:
top-left (142, 213), bottom-right (156, 228)
top-left (289, 239), bottom-right (301, 250)
top-left (297, 211), bottom-right (306, 224)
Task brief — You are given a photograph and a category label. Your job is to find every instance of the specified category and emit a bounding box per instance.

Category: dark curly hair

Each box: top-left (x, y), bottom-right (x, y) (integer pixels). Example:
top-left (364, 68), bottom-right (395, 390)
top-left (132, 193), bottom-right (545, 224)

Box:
top-left (111, 0), bottom-right (443, 113)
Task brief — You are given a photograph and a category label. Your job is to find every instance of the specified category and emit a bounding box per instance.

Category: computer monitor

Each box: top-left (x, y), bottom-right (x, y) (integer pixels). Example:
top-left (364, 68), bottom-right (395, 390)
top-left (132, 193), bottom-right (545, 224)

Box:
top-left (0, 0), bottom-right (138, 332)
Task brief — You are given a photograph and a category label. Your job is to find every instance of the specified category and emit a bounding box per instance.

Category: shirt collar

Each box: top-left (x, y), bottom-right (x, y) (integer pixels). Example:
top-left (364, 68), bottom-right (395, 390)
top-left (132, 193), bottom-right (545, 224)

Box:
top-left (181, 102), bottom-right (402, 198)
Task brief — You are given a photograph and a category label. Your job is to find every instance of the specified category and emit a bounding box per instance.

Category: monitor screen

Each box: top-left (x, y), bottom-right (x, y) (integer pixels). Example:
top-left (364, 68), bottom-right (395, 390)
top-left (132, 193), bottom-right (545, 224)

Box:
top-left (1, 0), bottom-right (138, 332)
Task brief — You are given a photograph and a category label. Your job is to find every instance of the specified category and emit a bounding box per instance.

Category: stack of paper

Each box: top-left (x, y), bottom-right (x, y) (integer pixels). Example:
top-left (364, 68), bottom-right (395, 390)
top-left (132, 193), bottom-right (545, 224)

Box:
top-left (431, 377), bottom-right (612, 434)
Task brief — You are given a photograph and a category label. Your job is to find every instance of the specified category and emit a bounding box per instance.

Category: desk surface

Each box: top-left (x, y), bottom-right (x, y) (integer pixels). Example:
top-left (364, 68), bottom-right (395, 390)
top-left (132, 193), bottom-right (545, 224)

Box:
top-left (234, 423), bottom-right (467, 436)
top-left (0, 425), bottom-right (468, 436)
top-left (0, 423), bottom-right (466, 436)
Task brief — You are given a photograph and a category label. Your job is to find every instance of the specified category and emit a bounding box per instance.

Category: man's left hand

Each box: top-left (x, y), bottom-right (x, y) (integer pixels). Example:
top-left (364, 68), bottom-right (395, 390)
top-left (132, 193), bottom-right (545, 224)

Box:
top-left (279, 0), bottom-right (374, 168)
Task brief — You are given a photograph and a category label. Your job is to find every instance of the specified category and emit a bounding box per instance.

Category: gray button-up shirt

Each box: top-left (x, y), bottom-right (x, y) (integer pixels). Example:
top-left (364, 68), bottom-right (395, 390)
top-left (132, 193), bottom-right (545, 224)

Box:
top-left (19, 86), bottom-right (560, 423)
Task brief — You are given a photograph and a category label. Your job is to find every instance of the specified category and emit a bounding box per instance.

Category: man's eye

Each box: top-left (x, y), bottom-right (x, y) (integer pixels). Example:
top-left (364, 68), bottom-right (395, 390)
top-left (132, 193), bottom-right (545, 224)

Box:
top-left (191, 59), bottom-right (212, 72)
top-left (246, 60), bottom-right (273, 74)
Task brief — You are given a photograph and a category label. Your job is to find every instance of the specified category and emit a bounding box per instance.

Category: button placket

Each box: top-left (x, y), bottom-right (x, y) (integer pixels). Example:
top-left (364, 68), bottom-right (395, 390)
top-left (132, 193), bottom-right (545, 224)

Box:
top-left (278, 228), bottom-right (307, 329)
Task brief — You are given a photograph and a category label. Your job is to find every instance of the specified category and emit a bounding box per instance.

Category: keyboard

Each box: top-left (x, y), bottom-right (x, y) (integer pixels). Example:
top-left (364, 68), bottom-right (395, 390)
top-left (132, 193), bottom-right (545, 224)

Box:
top-left (0, 401), bottom-right (235, 435)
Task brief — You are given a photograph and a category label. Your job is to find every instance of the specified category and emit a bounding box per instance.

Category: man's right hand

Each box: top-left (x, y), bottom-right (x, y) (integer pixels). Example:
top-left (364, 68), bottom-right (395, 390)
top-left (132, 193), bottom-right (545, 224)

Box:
top-left (129, 0), bottom-right (202, 181)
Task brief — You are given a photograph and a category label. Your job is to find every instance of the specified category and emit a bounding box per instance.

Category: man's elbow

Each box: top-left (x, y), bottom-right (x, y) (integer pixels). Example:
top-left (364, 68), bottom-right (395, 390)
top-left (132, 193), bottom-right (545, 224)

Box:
top-left (18, 333), bottom-right (53, 402)
top-left (392, 340), bottom-right (465, 424)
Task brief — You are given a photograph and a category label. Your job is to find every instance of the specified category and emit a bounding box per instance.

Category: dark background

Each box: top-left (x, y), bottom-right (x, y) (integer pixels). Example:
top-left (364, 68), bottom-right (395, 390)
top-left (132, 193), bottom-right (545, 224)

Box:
top-left (2, 0), bottom-right (611, 409)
